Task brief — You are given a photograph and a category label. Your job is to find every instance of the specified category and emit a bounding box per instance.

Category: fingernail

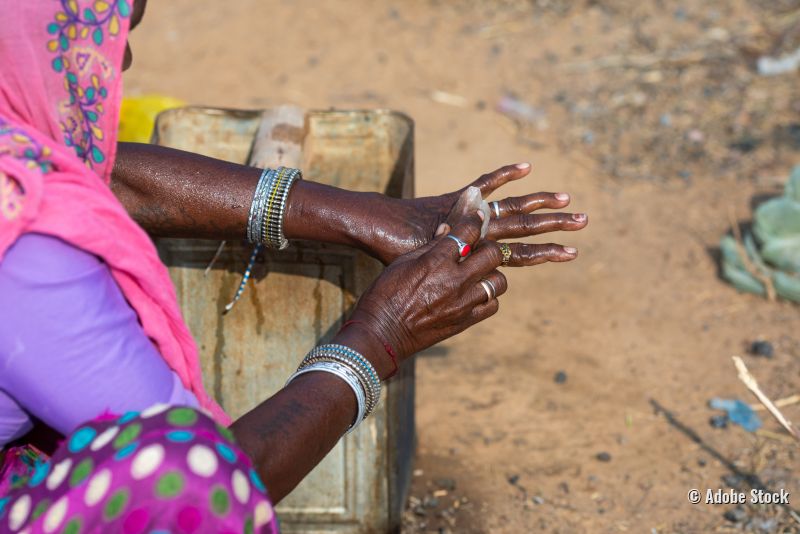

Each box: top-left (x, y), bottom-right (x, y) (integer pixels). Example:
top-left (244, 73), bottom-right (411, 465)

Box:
top-left (564, 246), bottom-right (577, 254)
top-left (435, 223), bottom-right (448, 236)
top-left (515, 162), bottom-right (531, 170)
top-left (555, 192), bottom-right (569, 201)
top-left (572, 213), bottom-right (587, 222)
top-left (477, 209), bottom-right (485, 221)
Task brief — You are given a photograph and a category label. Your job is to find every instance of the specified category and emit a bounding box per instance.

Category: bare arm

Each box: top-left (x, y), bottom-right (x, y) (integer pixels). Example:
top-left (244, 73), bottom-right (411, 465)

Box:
top-left (111, 142), bottom-right (587, 265)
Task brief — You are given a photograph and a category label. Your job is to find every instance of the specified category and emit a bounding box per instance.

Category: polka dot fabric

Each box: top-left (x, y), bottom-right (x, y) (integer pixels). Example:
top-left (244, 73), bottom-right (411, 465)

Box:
top-left (0, 406), bottom-right (278, 533)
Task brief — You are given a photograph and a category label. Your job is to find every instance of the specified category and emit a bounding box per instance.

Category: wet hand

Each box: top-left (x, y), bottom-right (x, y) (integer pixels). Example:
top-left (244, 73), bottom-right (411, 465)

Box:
top-left (368, 163), bottom-right (588, 265)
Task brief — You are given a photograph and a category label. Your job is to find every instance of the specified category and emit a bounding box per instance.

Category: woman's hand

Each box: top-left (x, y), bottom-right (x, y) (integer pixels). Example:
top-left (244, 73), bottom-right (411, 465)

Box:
top-left (355, 163), bottom-right (588, 265)
top-left (332, 212), bottom-right (510, 378)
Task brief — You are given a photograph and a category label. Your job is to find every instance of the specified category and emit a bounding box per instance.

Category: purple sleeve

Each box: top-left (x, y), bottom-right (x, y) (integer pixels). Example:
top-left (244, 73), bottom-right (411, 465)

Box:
top-left (0, 233), bottom-right (198, 446)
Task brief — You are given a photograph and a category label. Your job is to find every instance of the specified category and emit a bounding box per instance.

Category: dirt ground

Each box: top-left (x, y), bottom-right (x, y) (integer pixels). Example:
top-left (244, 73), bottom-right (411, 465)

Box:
top-left (127, 1), bottom-right (800, 532)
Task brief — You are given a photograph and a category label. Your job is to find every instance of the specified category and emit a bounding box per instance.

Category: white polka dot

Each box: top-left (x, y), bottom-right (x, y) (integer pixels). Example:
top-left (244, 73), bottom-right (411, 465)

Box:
top-left (8, 494), bottom-right (31, 531)
top-left (186, 444), bottom-right (218, 477)
top-left (140, 403), bottom-right (170, 418)
top-left (42, 496), bottom-right (68, 533)
top-left (232, 470), bottom-right (250, 504)
top-left (84, 469), bottom-right (112, 507)
top-left (46, 458), bottom-right (72, 490)
top-left (90, 426), bottom-right (119, 451)
top-left (254, 501), bottom-right (274, 528)
top-left (131, 444), bottom-right (165, 480)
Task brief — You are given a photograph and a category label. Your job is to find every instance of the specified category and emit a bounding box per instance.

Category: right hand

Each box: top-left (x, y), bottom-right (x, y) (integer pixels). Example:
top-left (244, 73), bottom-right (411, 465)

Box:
top-left (347, 212), bottom-right (508, 374)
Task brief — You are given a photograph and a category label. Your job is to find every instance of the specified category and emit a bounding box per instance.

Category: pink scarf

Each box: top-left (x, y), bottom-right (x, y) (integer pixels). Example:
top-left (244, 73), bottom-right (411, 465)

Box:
top-left (0, 1), bottom-right (229, 424)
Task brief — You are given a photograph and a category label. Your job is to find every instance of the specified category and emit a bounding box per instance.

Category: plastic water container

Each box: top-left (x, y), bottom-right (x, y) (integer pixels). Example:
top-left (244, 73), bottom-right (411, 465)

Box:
top-left (152, 107), bottom-right (415, 533)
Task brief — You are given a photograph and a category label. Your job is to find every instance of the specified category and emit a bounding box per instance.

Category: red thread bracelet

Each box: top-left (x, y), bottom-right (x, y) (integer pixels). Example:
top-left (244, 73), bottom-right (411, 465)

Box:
top-left (339, 320), bottom-right (399, 378)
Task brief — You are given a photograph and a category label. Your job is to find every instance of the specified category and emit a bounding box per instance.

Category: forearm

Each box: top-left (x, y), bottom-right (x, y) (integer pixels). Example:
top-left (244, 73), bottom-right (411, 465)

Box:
top-left (111, 142), bottom-right (381, 250)
top-left (229, 327), bottom-right (392, 503)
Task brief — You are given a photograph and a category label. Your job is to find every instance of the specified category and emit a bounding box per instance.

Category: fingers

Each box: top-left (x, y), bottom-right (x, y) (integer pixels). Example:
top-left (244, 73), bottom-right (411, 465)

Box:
top-left (470, 163), bottom-right (531, 197)
top-left (488, 212), bottom-right (588, 240)
top-left (434, 212), bottom-right (483, 261)
top-left (468, 298), bottom-right (500, 324)
top-left (505, 242), bottom-right (578, 266)
top-left (466, 269), bottom-right (508, 306)
top-left (491, 192), bottom-right (571, 218)
top-left (460, 240), bottom-right (503, 281)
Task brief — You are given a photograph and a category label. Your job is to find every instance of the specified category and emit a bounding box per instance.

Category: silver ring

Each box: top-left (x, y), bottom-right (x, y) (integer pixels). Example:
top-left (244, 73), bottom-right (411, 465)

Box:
top-left (479, 278), bottom-right (496, 301)
top-left (446, 234), bottom-right (471, 258)
top-left (491, 201), bottom-right (501, 219)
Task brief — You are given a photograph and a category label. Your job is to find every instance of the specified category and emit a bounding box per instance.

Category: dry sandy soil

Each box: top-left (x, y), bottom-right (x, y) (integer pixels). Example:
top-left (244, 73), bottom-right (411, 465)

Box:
top-left (127, 1), bottom-right (800, 532)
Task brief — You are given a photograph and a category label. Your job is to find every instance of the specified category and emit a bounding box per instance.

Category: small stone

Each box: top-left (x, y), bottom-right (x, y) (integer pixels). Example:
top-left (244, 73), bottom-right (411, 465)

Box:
top-left (596, 452), bottom-right (612, 462)
top-left (423, 496), bottom-right (439, 509)
top-left (413, 469), bottom-right (424, 477)
top-left (507, 474), bottom-right (520, 485)
top-left (435, 478), bottom-right (456, 491)
top-left (413, 505), bottom-right (427, 517)
top-left (709, 415), bottom-right (729, 429)
top-left (722, 474), bottom-right (744, 489)
top-left (532, 496), bottom-right (545, 505)
top-left (558, 482), bottom-right (570, 494)
top-left (554, 371), bottom-right (567, 384)
top-left (749, 340), bottom-right (774, 358)
top-left (723, 507), bottom-right (747, 523)
top-left (698, 458), bottom-right (707, 467)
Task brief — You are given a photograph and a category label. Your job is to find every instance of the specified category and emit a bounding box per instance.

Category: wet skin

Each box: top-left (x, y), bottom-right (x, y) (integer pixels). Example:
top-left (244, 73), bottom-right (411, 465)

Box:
top-left (112, 0), bottom-right (588, 503)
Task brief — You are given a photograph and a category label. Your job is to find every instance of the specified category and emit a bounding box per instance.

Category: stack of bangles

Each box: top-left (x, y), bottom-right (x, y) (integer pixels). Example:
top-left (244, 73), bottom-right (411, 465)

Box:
top-left (286, 344), bottom-right (381, 434)
top-left (247, 166), bottom-right (302, 249)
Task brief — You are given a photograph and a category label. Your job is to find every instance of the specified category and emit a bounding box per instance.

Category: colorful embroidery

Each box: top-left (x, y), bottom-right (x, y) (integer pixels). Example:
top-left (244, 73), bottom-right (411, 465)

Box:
top-left (0, 118), bottom-right (54, 174)
top-left (45, 0), bottom-right (130, 168)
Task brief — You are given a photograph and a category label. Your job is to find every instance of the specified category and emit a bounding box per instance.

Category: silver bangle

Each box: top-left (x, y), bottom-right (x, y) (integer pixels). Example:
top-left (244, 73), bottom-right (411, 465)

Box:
top-left (262, 166), bottom-right (302, 250)
top-left (287, 361), bottom-right (367, 434)
top-left (302, 344), bottom-right (381, 415)
top-left (247, 166), bottom-right (301, 249)
top-left (246, 168), bottom-right (275, 244)
top-left (301, 354), bottom-right (378, 414)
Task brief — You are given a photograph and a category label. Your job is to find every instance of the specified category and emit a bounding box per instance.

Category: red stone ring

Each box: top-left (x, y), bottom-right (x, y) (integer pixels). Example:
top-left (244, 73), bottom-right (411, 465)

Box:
top-left (446, 234), bottom-right (471, 258)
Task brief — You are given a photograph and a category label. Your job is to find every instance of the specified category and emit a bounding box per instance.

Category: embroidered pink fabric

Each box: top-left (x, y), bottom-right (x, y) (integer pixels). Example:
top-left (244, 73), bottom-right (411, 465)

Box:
top-left (0, 1), bottom-right (229, 424)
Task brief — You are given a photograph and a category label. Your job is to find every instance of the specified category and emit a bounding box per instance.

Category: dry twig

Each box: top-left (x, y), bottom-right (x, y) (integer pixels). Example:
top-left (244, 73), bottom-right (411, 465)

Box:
top-left (733, 356), bottom-right (800, 443)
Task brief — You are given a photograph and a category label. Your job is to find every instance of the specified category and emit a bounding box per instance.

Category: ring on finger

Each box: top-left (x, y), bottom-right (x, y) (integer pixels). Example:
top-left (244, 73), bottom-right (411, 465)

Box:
top-left (479, 278), bottom-right (496, 302)
top-left (499, 243), bottom-right (512, 266)
top-left (491, 201), bottom-right (501, 219)
top-left (446, 234), bottom-right (471, 258)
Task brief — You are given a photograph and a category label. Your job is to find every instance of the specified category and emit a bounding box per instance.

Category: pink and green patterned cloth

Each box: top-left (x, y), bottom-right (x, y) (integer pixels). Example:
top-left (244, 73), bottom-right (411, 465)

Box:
top-left (0, 1), bottom-right (279, 531)
top-left (0, 407), bottom-right (278, 533)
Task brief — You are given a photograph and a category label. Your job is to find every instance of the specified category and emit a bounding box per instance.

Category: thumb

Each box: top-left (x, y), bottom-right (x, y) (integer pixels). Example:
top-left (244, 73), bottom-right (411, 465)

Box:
top-left (433, 210), bottom-right (484, 261)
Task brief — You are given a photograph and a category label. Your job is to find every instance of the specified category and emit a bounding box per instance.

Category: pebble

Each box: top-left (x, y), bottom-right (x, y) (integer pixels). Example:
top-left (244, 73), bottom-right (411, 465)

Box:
top-left (413, 505), bottom-right (427, 517)
top-left (532, 496), bottom-right (545, 505)
top-left (507, 474), bottom-right (520, 485)
top-left (435, 478), bottom-right (456, 491)
top-left (723, 507), bottom-right (747, 523)
top-left (749, 340), bottom-right (774, 358)
top-left (709, 415), bottom-right (729, 429)
top-left (423, 496), bottom-right (439, 509)
top-left (596, 452), bottom-right (612, 462)
top-left (554, 371), bottom-right (568, 384)
top-left (722, 474), bottom-right (744, 489)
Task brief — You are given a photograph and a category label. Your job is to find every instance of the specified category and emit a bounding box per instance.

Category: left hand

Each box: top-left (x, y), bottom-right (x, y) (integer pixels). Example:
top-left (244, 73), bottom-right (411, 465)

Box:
top-left (364, 163), bottom-right (588, 265)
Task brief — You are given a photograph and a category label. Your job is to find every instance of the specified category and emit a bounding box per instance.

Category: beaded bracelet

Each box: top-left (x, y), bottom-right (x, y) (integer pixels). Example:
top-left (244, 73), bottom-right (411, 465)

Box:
top-left (301, 354), bottom-right (378, 414)
top-left (261, 166), bottom-right (301, 250)
top-left (286, 361), bottom-right (366, 434)
top-left (301, 344), bottom-right (381, 413)
top-left (246, 166), bottom-right (302, 249)
top-left (299, 344), bottom-right (381, 416)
